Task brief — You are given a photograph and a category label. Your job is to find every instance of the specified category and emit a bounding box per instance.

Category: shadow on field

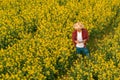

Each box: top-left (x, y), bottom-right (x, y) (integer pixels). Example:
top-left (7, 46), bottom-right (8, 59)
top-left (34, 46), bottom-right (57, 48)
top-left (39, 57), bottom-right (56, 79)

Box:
top-left (88, 7), bottom-right (120, 53)
top-left (86, 8), bottom-right (120, 80)
top-left (53, 7), bottom-right (120, 80)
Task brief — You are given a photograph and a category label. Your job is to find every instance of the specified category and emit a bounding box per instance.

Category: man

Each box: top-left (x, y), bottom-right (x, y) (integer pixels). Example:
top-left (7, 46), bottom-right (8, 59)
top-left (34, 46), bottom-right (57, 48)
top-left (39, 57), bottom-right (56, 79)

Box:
top-left (72, 22), bottom-right (89, 57)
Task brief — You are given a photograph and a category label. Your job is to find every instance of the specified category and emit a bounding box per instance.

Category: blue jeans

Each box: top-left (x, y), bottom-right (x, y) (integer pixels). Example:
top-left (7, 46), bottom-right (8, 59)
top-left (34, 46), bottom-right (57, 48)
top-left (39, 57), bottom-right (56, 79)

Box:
top-left (76, 47), bottom-right (89, 56)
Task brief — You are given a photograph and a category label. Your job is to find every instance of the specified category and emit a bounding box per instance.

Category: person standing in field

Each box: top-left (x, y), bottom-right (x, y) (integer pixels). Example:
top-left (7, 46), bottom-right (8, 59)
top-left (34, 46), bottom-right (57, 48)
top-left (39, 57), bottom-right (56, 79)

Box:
top-left (72, 22), bottom-right (89, 57)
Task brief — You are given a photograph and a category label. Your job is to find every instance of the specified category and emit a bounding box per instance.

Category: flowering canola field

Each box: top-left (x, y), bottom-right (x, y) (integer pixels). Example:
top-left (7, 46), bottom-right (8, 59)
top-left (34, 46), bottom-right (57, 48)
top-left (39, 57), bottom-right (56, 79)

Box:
top-left (0, 0), bottom-right (120, 80)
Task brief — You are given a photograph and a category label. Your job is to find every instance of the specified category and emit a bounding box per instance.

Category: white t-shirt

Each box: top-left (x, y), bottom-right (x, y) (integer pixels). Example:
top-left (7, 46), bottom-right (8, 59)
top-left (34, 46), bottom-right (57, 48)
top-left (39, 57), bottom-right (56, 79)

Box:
top-left (76, 31), bottom-right (84, 48)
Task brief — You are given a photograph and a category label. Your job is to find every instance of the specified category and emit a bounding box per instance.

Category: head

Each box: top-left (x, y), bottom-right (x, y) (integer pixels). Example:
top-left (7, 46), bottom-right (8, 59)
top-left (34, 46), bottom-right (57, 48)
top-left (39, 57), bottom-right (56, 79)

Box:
top-left (73, 22), bottom-right (84, 31)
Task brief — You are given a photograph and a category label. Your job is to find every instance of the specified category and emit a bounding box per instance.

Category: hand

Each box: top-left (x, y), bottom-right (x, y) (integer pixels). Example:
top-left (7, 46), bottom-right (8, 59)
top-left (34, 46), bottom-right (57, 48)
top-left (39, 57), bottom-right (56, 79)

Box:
top-left (79, 40), bottom-right (86, 43)
top-left (75, 40), bottom-right (86, 44)
top-left (78, 41), bottom-right (85, 43)
top-left (82, 39), bottom-right (86, 43)
top-left (75, 40), bottom-right (79, 44)
top-left (75, 40), bottom-right (84, 43)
